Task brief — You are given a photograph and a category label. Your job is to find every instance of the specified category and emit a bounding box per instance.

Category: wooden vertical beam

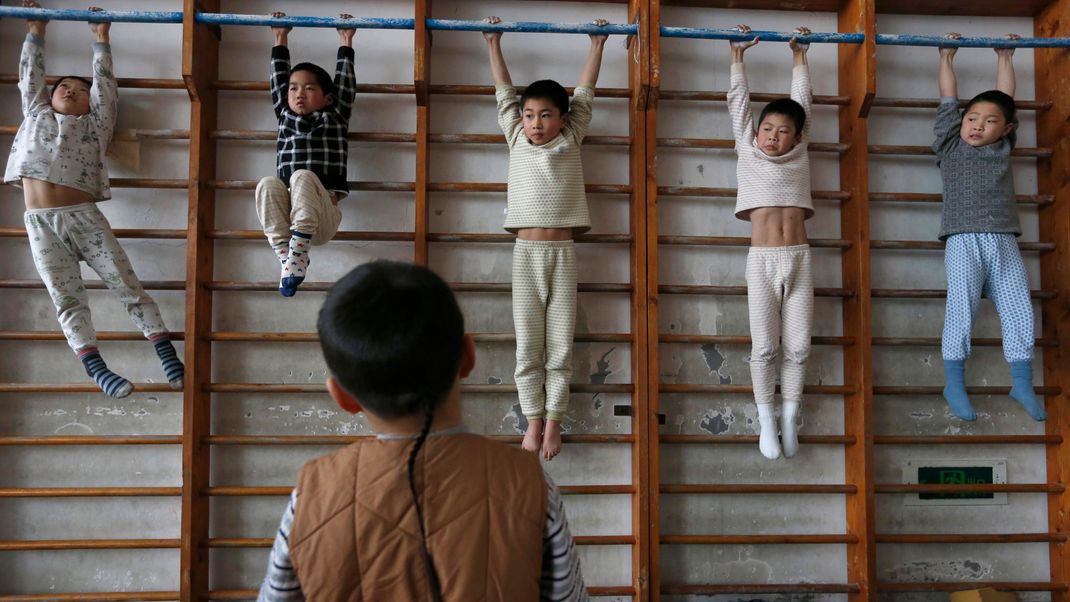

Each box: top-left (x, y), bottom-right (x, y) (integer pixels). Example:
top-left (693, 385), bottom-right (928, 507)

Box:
top-left (637, 1), bottom-right (657, 600)
top-left (1034, 2), bottom-right (1070, 599)
top-left (838, 0), bottom-right (875, 600)
top-left (180, 0), bottom-right (219, 600)
top-left (414, 1), bottom-right (431, 265)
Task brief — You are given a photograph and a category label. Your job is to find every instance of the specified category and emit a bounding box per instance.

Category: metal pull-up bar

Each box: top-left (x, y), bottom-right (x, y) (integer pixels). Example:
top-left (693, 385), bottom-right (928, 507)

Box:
top-left (875, 34), bottom-right (1070, 48)
top-left (0, 6), bottom-right (182, 23)
top-left (195, 13), bottom-right (415, 30)
top-left (196, 13), bottom-right (637, 35)
top-left (661, 26), bottom-right (864, 45)
top-left (426, 19), bottom-right (637, 36)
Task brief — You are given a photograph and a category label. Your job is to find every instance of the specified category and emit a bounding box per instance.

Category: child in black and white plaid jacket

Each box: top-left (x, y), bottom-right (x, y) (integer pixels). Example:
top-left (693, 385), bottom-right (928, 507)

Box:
top-left (255, 11), bottom-right (356, 297)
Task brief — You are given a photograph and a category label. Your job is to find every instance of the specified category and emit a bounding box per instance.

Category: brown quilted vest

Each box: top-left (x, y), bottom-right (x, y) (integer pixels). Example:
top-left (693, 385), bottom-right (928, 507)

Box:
top-left (288, 432), bottom-right (547, 601)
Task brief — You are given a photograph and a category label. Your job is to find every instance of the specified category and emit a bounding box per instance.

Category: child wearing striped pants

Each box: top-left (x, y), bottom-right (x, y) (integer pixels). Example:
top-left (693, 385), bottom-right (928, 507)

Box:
top-left (484, 15), bottom-right (609, 460)
top-left (728, 25), bottom-right (815, 459)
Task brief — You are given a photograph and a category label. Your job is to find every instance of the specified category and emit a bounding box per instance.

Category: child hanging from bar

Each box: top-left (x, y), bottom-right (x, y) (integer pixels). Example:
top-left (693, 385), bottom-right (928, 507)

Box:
top-left (256, 11), bottom-right (356, 297)
top-left (728, 24), bottom-right (814, 460)
top-left (5, 0), bottom-right (183, 398)
top-left (934, 33), bottom-right (1045, 422)
top-left (482, 15), bottom-right (609, 460)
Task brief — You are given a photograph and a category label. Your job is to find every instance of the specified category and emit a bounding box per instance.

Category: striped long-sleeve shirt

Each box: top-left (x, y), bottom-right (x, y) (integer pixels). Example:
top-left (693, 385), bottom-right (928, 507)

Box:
top-left (269, 45), bottom-right (355, 197)
top-left (258, 435), bottom-right (588, 601)
top-left (496, 84), bottom-right (594, 235)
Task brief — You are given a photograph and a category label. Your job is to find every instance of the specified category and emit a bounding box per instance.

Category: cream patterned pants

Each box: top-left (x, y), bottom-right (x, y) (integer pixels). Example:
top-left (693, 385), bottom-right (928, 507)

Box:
top-left (25, 203), bottom-right (167, 352)
top-left (746, 244), bottom-right (813, 406)
top-left (255, 170), bottom-right (342, 252)
top-left (513, 239), bottom-right (577, 421)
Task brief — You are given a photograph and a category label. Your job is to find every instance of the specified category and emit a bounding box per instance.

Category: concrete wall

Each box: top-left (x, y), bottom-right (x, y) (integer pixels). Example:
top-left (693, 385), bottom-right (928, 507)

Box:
top-left (0, 0), bottom-right (1051, 599)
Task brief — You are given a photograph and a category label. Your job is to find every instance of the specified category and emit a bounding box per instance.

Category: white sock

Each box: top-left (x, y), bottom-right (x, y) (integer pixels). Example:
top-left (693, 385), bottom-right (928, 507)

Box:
top-left (781, 400), bottom-right (800, 458)
top-left (756, 403), bottom-right (781, 460)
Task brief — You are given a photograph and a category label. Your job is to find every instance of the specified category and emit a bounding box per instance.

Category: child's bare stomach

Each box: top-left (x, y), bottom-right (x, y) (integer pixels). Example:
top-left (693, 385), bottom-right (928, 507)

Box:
top-left (748, 206), bottom-right (808, 247)
top-left (22, 178), bottom-right (95, 210)
top-left (516, 227), bottom-right (573, 241)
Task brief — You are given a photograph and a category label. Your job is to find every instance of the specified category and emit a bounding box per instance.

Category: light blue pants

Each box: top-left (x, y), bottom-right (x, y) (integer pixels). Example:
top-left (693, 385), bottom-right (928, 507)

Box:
top-left (942, 232), bottom-right (1034, 362)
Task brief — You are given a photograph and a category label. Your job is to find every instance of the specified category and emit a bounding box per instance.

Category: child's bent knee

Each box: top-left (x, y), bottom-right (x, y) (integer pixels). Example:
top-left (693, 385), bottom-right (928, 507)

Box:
top-left (255, 176), bottom-right (287, 196)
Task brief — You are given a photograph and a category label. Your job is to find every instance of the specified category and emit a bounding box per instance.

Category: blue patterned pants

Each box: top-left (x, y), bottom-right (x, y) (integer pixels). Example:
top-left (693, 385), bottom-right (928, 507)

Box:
top-left (942, 232), bottom-right (1034, 362)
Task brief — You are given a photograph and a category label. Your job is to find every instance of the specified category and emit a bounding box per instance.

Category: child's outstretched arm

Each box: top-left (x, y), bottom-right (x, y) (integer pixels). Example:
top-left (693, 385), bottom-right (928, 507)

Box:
top-left (334, 14), bottom-right (357, 122)
top-left (727, 25), bottom-right (759, 149)
top-left (268, 11), bottom-right (292, 119)
top-left (88, 7), bottom-right (117, 145)
top-left (933, 33), bottom-right (962, 155)
top-left (789, 26), bottom-right (813, 141)
top-left (565, 19), bottom-right (609, 143)
top-left (577, 19), bottom-right (609, 88)
top-left (483, 16), bottom-right (512, 86)
top-left (938, 33), bottom-right (959, 99)
top-left (995, 34), bottom-right (1018, 97)
top-left (18, 0), bottom-right (50, 117)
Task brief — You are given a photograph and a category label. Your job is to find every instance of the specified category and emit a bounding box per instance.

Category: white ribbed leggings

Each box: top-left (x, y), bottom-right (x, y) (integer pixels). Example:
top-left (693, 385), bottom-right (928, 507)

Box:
top-left (745, 244), bottom-right (813, 406)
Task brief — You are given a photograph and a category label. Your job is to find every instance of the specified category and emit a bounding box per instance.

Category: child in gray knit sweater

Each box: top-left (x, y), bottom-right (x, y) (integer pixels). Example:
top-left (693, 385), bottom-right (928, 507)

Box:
top-left (934, 32), bottom-right (1045, 422)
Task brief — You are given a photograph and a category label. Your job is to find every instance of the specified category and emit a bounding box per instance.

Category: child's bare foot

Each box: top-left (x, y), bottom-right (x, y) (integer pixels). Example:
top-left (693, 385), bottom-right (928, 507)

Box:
top-left (522, 418), bottom-right (543, 453)
top-left (542, 419), bottom-right (562, 460)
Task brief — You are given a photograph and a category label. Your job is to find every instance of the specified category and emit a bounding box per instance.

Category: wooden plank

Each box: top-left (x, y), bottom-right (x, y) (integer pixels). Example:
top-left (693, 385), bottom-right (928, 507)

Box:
top-left (632, 2), bottom-right (655, 601)
top-left (414, 0), bottom-right (430, 265)
top-left (874, 0), bottom-right (1053, 16)
top-left (180, 1), bottom-right (218, 601)
top-left (839, 1), bottom-right (876, 601)
top-left (1035, 3), bottom-right (1070, 600)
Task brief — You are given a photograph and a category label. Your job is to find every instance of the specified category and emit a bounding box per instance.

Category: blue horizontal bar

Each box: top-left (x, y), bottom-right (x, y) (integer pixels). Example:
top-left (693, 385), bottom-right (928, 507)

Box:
top-left (195, 13), bottom-right (415, 29)
top-left (876, 34), bottom-right (1070, 48)
top-left (661, 26), bottom-right (864, 44)
top-left (0, 6), bottom-right (182, 24)
top-left (426, 19), bottom-right (637, 35)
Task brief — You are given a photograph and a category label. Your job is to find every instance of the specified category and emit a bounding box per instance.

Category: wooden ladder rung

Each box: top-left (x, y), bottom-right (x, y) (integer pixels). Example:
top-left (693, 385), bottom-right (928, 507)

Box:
top-left (656, 186), bottom-right (850, 201)
top-left (0, 436), bottom-right (181, 446)
top-left (874, 385), bottom-right (1060, 395)
top-left (204, 434), bottom-right (634, 445)
top-left (660, 434), bottom-right (855, 445)
top-left (660, 334), bottom-right (853, 345)
top-left (662, 534), bottom-right (857, 544)
top-left (876, 532), bottom-right (1066, 543)
top-left (656, 89), bottom-right (851, 106)
top-left (661, 583), bottom-right (861, 594)
top-left (874, 435), bottom-right (1062, 445)
top-left (658, 285), bottom-right (853, 297)
top-left (878, 581), bottom-right (1069, 592)
top-left (658, 235), bottom-right (851, 248)
top-left (868, 192), bottom-right (1054, 205)
top-left (0, 487), bottom-right (181, 497)
top-left (0, 538), bottom-right (179, 551)
top-left (872, 288), bottom-right (1057, 299)
top-left (869, 144), bottom-right (1051, 158)
top-left (661, 484), bottom-right (857, 494)
top-left (870, 97), bottom-right (1051, 110)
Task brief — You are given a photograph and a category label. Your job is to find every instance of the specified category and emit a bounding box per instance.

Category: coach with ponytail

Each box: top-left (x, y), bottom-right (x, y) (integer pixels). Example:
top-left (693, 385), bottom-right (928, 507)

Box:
top-left (257, 260), bottom-right (587, 602)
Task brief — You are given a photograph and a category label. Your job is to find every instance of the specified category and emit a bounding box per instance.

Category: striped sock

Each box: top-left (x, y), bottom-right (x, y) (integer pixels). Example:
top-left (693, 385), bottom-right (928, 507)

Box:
top-left (150, 333), bottom-right (184, 390)
top-left (279, 230), bottom-right (312, 297)
top-left (78, 348), bottom-right (133, 398)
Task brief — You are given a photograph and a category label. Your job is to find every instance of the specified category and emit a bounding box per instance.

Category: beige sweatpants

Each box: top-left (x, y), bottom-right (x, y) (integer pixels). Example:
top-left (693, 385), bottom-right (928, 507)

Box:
top-left (746, 244), bottom-right (813, 407)
top-left (255, 170), bottom-right (342, 253)
top-left (513, 239), bottom-right (577, 421)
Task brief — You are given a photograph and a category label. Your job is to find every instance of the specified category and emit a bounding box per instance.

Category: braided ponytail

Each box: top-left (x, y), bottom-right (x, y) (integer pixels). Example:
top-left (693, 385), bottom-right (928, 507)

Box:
top-left (406, 399), bottom-right (442, 601)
